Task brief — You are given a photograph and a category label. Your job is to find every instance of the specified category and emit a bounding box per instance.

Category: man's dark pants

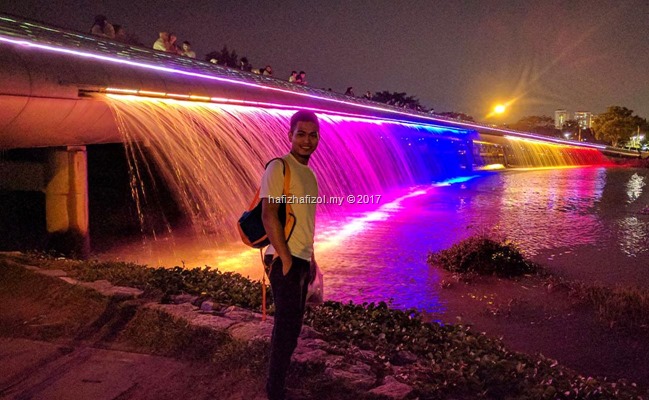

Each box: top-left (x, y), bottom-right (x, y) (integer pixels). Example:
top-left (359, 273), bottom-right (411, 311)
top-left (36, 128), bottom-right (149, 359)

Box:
top-left (264, 255), bottom-right (311, 400)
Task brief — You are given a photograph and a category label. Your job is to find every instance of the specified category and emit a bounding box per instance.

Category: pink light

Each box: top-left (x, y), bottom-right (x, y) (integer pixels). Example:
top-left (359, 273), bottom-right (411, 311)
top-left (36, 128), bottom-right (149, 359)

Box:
top-left (0, 35), bottom-right (606, 150)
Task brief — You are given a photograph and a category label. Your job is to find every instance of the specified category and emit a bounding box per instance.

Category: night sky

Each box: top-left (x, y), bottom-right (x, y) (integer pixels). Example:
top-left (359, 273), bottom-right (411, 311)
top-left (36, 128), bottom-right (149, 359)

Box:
top-left (1, 0), bottom-right (647, 122)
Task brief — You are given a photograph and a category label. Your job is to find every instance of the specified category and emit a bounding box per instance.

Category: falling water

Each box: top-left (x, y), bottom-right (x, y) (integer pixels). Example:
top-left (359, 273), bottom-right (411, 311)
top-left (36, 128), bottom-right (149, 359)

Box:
top-left (105, 95), bottom-right (471, 243)
top-left (473, 135), bottom-right (610, 168)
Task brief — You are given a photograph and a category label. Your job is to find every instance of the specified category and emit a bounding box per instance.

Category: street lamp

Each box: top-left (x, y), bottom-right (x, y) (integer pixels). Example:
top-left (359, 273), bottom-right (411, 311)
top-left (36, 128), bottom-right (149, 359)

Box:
top-left (494, 104), bottom-right (506, 114)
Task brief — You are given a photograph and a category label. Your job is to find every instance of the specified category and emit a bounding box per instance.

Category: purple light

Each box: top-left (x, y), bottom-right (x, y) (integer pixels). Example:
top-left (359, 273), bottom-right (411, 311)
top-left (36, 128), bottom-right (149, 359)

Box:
top-left (0, 34), bottom-right (607, 150)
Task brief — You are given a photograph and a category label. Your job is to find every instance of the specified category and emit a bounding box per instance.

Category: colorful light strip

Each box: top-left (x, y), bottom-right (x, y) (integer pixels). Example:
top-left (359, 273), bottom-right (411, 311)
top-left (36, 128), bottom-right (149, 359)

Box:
top-left (0, 34), bottom-right (607, 150)
top-left (504, 135), bottom-right (584, 149)
top-left (105, 89), bottom-right (468, 134)
top-left (105, 93), bottom-right (465, 133)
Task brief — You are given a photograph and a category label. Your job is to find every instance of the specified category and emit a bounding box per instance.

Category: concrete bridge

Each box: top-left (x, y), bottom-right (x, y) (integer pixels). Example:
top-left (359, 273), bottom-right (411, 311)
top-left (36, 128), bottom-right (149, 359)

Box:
top-left (0, 14), bottom-right (628, 257)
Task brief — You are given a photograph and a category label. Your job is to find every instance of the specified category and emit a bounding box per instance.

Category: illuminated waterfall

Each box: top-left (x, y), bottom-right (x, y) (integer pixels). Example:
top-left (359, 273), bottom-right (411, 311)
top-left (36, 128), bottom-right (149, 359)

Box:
top-left (473, 135), bottom-right (610, 169)
top-left (106, 95), bottom-right (470, 242)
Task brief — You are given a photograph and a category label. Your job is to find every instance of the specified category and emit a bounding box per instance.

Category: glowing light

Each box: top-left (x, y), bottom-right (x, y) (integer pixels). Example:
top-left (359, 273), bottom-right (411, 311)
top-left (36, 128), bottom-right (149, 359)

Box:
top-left (189, 95), bottom-right (211, 102)
top-left (138, 90), bottom-right (166, 97)
top-left (105, 93), bottom-right (465, 133)
top-left (166, 93), bottom-right (191, 99)
top-left (476, 163), bottom-right (506, 170)
top-left (105, 87), bottom-right (138, 94)
top-left (503, 135), bottom-right (599, 149)
top-left (494, 104), bottom-right (506, 114)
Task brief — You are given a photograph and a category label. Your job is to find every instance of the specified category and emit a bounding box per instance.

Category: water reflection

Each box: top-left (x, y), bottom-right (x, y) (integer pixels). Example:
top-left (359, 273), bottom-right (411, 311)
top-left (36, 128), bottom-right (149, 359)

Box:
top-left (626, 173), bottom-right (645, 203)
top-left (99, 167), bottom-right (649, 312)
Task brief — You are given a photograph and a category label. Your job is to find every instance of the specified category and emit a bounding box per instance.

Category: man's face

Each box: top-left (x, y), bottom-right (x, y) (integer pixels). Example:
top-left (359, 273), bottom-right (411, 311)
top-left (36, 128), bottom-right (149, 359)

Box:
top-left (289, 121), bottom-right (319, 159)
top-left (182, 43), bottom-right (189, 51)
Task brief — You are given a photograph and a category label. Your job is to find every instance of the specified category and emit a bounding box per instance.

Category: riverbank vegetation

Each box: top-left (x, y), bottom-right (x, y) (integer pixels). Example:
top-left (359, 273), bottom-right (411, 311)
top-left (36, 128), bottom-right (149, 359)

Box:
top-left (4, 253), bottom-right (648, 399)
top-left (428, 235), bottom-right (649, 334)
top-left (427, 235), bottom-right (537, 277)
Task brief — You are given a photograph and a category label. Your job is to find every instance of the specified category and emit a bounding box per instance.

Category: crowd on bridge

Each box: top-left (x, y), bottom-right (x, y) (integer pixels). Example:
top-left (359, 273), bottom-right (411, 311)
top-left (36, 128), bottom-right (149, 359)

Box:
top-left (90, 14), bottom-right (426, 110)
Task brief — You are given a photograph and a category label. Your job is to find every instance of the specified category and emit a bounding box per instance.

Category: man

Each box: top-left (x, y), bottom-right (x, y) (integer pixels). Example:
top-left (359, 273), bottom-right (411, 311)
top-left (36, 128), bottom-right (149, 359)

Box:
top-left (152, 32), bottom-right (169, 51)
top-left (261, 110), bottom-right (320, 400)
top-left (295, 71), bottom-right (307, 85)
top-left (181, 41), bottom-right (196, 58)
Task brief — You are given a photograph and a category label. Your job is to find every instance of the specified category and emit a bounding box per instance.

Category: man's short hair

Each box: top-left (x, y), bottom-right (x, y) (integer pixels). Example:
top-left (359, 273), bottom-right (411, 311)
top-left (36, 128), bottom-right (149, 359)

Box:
top-left (290, 110), bottom-right (319, 132)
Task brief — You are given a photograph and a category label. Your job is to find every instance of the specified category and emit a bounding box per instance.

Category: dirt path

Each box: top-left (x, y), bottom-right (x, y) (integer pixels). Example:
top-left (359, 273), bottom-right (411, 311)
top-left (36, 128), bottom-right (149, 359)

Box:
top-left (0, 260), bottom-right (269, 400)
top-left (0, 337), bottom-right (267, 400)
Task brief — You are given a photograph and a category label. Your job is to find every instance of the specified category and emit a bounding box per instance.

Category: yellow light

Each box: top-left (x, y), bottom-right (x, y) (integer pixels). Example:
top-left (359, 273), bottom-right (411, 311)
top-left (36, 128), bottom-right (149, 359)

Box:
top-left (189, 95), bottom-right (211, 101)
top-left (138, 90), bottom-right (167, 97)
top-left (494, 104), bottom-right (506, 114)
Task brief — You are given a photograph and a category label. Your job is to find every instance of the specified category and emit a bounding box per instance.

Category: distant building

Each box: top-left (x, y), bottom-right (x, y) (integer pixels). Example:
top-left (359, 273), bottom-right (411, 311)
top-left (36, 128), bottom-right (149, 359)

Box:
top-left (573, 111), bottom-right (592, 129)
top-left (554, 109), bottom-right (568, 129)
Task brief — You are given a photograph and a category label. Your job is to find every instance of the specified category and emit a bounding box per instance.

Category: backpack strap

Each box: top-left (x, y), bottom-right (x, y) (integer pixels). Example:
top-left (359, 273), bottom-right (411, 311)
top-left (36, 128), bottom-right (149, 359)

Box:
top-left (265, 157), bottom-right (295, 242)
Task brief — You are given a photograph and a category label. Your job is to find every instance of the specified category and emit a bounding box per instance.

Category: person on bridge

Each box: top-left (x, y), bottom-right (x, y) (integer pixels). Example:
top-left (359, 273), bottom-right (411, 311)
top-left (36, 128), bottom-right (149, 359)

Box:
top-left (167, 33), bottom-right (182, 55)
top-left (295, 71), bottom-right (307, 85)
top-left (181, 41), bottom-right (196, 58)
top-left (261, 110), bottom-right (320, 400)
top-left (153, 32), bottom-right (169, 51)
top-left (90, 15), bottom-right (115, 39)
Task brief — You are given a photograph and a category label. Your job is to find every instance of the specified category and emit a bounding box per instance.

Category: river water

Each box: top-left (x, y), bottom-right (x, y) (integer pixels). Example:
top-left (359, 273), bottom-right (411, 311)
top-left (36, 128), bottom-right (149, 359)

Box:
top-left (99, 166), bottom-right (649, 312)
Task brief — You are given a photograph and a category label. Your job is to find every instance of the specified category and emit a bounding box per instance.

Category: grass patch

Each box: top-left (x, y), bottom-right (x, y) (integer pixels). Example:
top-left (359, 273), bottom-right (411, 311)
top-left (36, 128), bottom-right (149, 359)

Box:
top-left (121, 307), bottom-right (268, 369)
top-left (567, 281), bottom-right (649, 331)
top-left (21, 254), bottom-right (270, 311)
top-left (428, 235), bottom-right (537, 277)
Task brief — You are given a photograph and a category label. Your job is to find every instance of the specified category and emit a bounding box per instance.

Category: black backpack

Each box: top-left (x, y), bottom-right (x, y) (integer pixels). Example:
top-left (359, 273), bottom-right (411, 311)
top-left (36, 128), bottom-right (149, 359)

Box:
top-left (237, 158), bottom-right (296, 248)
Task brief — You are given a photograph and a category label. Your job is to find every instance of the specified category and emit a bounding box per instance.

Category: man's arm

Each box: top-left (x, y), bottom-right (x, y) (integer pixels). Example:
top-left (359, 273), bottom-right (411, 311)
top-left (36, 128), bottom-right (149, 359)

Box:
top-left (262, 198), bottom-right (292, 275)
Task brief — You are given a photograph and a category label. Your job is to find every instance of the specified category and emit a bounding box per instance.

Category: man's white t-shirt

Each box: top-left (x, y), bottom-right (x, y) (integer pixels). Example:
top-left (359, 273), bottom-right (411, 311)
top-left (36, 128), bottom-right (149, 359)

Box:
top-left (260, 153), bottom-right (318, 261)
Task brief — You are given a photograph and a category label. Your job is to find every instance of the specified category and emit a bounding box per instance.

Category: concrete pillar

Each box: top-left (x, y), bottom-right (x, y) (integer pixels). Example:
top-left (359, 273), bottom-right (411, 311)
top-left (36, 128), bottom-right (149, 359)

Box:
top-left (45, 146), bottom-right (90, 258)
top-left (465, 139), bottom-right (474, 172)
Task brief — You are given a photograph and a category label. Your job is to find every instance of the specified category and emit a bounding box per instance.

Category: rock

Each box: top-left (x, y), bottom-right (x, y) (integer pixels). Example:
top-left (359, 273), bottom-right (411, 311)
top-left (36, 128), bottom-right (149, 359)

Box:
top-left (325, 365), bottom-right (375, 390)
top-left (228, 321), bottom-right (274, 342)
top-left (59, 277), bottom-right (78, 285)
top-left (171, 294), bottom-right (199, 305)
top-left (33, 268), bottom-right (68, 277)
top-left (223, 306), bottom-right (257, 322)
top-left (300, 325), bottom-right (323, 339)
top-left (369, 376), bottom-right (413, 399)
top-left (200, 301), bottom-right (215, 312)
top-left (296, 338), bottom-right (327, 352)
top-left (146, 303), bottom-right (238, 331)
top-left (359, 349), bottom-right (377, 361)
top-left (391, 350), bottom-right (418, 366)
top-left (72, 279), bottom-right (143, 299)
top-left (292, 349), bottom-right (329, 364)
